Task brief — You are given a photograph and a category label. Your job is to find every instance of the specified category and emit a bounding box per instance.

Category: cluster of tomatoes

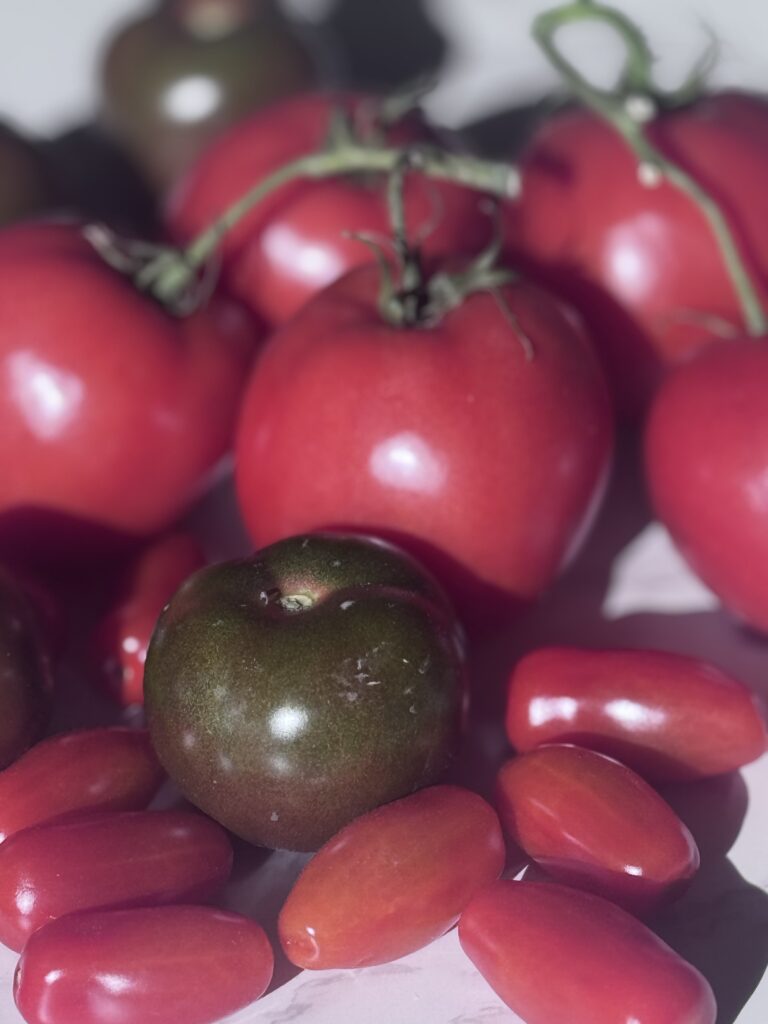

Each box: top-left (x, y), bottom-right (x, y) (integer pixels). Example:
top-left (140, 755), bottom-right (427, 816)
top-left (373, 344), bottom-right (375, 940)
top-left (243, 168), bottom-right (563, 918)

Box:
top-left (1, 0), bottom-right (767, 1022)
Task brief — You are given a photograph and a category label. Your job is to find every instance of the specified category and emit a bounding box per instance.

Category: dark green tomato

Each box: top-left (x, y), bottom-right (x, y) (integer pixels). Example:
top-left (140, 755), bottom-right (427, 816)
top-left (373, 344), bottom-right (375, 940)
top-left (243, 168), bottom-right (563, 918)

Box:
top-left (101, 0), bottom-right (319, 191)
top-left (0, 569), bottom-right (53, 769)
top-left (0, 124), bottom-right (52, 227)
top-left (144, 534), bottom-right (465, 851)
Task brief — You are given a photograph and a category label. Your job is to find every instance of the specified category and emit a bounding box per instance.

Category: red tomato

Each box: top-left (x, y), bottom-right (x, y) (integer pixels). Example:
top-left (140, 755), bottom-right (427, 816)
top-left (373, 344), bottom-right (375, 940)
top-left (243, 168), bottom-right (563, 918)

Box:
top-left (235, 265), bottom-right (613, 630)
top-left (0, 728), bottom-right (164, 843)
top-left (496, 746), bottom-right (698, 915)
top-left (507, 93), bottom-right (768, 414)
top-left (0, 222), bottom-right (256, 565)
top-left (166, 92), bottom-right (491, 326)
top-left (460, 881), bottom-right (717, 1024)
top-left (646, 338), bottom-right (768, 634)
top-left (0, 809), bottom-right (232, 950)
top-left (14, 905), bottom-right (273, 1024)
top-left (506, 647), bottom-right (767, 781)
top-left (278, 785), bottom-right (505, 969)
top-left (90, 532), bottom-right (206, 707)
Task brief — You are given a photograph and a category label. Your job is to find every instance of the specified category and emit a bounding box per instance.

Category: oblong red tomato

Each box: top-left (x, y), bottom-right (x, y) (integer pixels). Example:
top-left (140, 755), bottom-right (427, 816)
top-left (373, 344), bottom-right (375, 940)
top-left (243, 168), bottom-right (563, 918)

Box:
top-left (496, 746), bottom-right (698, 914)
top-left (0, 727), bottom-right (164, 843)
top-left (90, 533), bottom-right (205, 707)
top-left (14, 905), bottom-right (274, 1024)
top-left (279, 785), bottom-right (505, 968)
top-left (459, 881), bottom-right (717, 1024)
top-left (0, 810), bottom-right (232, 950)
top-left (506, 647), bottom-right (767, 781)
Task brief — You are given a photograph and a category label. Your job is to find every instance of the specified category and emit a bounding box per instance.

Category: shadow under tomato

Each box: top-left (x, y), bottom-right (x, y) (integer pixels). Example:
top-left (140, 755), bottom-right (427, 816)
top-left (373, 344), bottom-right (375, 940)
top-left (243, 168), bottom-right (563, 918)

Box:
top-left (659, 773), bottom-right (750, 864)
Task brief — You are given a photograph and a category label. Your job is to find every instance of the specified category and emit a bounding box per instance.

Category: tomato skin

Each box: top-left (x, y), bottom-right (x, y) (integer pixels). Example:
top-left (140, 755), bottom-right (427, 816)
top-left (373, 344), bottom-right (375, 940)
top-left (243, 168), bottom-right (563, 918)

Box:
top-left (235, 266), bottom-right (613, 630)
top-left (645, 339), bottom-right (768, 634)
top-left (507, 93), bottom-right (768, 414)
top-left (14, 905), bottom-right (274, 1024)
top-left (496, 746), bottom-right (698, 915)
top-left (460, 881), bottom-right (717, 1024)
top-left (0, 810), bottom-right (232, 951)
top-left (0, 728), bottom-right (164, 843)
top-left (90, 533), bottom-right (206, 707)
top-left (0, 222), bottom-right (256, 564)
top-left (506, 647), bottom-right (767, 782)
top-left (167, 92), bottom-right (490, 326)
top-left (279, 785), bottom-right (505, 968)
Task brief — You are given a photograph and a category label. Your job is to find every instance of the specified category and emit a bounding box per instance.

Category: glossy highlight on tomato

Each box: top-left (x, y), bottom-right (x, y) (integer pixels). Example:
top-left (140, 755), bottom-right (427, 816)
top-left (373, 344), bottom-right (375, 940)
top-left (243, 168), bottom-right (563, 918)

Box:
top-left (0, 809), bottom-right (232, 950)
top-left (506, 647), bottom-right (767, 781)
top-left (279, 785), bottom-right (505, 968)
top-left (0, 728), bottom-right (164, 843)
top-left (14, 905), bottom-right (274, 1024)
top-left (459, 881), bottom-right (717, 1024)
top-left (496, 746), bottom-right (699, 914)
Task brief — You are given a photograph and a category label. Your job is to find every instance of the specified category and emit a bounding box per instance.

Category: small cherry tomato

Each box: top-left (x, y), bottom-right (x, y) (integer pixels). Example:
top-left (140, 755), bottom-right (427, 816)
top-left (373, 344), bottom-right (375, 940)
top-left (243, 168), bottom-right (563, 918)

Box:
top-left (645, 338), bottom-right (768, 635)
top-left (506, 647), bottom-right (767, 781)
top-left (90, 532), bottom-right (206, 707)
top-left (0, 728), bottom-right (164, 843)
top-left (101, 0), bottom-right (319, 191)
top-left (279, 785), bottom-right (505, 968)
top-left (0, 809), bottom-right (232, 950)
top-left (459, 881), bottom-right (717, 1024)
top-left (496, 746), bottom-right (699, 915)
top-left (167, 92), bottom-right (491, 326)
top-left (14, 905), bottom-right (274, 1024)
top-left (0, 123), bottom-right (52, 227)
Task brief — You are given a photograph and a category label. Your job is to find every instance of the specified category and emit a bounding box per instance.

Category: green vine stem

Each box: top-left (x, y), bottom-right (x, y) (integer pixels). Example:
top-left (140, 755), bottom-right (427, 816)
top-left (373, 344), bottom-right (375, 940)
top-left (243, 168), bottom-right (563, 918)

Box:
top-left (136, 137), bottom-right (520, 312)
top-left (534, 0), bottom-right (768, 337)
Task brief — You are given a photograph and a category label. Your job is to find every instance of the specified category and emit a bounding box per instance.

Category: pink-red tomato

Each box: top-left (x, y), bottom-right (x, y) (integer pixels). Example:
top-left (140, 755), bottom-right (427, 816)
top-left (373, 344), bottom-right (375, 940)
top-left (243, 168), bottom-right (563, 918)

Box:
top-left (278, 785), bottom-right (505, 969)
top-left (645, 338), bottom-right (768, 634)
top-left (506, 647), bottom-right (766, 781)
top-left (167, 92), bottom-right (491, 326)
top-left (506, 94), bottom-right (768, 415)
top-left (90, 532), bottom-right (205, 707)
top-left (459, 881), bottom-right (717, 1024)
top-left (0, 222), bottom-right (256, 565)
top-left (0, 728), bottom-right (164, 843)
top-left (0, 809), bottom-right (232, 950)
top-left (14, 905), bottom-right (274, 1024)
top-left (235, 265), bottom-right (613, 630)
top-left (496, 746), bottom-right (698, 915)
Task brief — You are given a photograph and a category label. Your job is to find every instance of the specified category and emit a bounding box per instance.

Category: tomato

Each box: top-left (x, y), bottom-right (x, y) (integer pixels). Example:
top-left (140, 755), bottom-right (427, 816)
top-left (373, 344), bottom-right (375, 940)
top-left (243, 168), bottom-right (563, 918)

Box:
top-left (507, 94), bottom-right (768, 414)
top-left (279, 785), bottom-right (504, 968)
top-left (0, 222), bottom-right (256, 566)
top-left (0, 123), bottom-right (52, 227)
top-left (235, 265), bottom-right (613, 631)
top-left (145, 534), bottom-right (465, 851)
top-left (101, 0), bottom-right (318, 191)
top-left (496, 746), bottom-right (698, 915)
top-left (90, 532), bottom-right (205, 707)
top-left (459, 881), bottom-right (717, 1024)
top-left (0, 568), bottom-right (52, 770)
top-left (0, 810), bottom-right (232, 950)
top-left (645, 338), bottom-right (768, 634)
top-left (0, 728), bottom-right (164, 843)
top-left (166, 92), bottom-right (491, 325)
top-left (506, 647), bottom-right (767, 781)
top-left (14, 905), bottom-right (274, 1024)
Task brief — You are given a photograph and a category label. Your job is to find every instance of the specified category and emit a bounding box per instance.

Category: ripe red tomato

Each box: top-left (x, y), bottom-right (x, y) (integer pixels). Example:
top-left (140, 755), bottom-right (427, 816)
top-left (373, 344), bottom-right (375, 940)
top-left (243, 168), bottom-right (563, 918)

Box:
top-left (235, 264), bottom-right (613, 630)
top-left (507, 93), bottom-right (768, 414)
top-left (459, 881), bottom-right (717, 1024)
top-left (0, 222), bottom-right (256, 565)
top-left (496, 746), bottom-right (699, 915)
top-left (90, 532), bottom-right (205, 707)
top-left (646, 338), bottom-right (768, 634)
top-left (506, 647), bottom-right (767, 781)
top-left (278, 785), bottom-right (505, 968)
top-left (14, 906), bottom-right (274, 1024)
top-left (166, 92), bottom-right (491, 326)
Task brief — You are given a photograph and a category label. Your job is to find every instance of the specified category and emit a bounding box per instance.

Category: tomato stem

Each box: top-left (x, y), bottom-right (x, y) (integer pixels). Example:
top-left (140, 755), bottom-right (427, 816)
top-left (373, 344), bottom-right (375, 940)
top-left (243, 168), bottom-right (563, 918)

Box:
top-left (533, 1), bottom-right (768, 337)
